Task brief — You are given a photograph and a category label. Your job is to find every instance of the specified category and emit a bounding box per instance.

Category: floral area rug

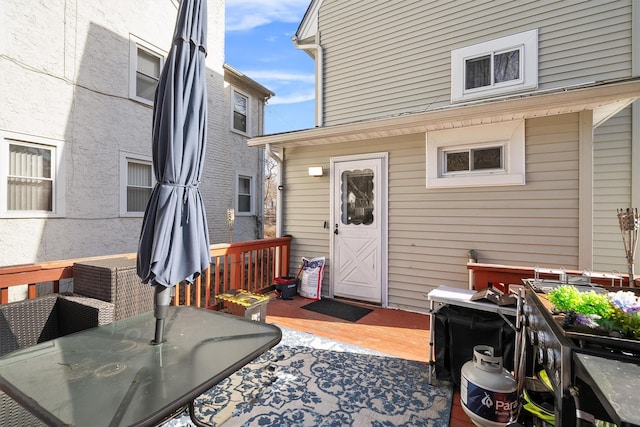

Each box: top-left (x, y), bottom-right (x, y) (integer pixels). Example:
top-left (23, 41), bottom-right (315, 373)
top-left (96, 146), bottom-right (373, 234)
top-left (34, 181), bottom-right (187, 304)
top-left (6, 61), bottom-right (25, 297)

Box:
top-left (162, 327), bottom-right (453, 427)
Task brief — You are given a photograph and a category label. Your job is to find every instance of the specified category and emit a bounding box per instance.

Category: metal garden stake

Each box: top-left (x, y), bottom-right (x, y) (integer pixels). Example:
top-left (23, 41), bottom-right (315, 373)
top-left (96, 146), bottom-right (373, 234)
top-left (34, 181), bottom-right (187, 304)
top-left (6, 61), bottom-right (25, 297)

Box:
top-left (617, 208), bottom-right (639, 287)
top-left (227, 208), bottom-right (235, 243)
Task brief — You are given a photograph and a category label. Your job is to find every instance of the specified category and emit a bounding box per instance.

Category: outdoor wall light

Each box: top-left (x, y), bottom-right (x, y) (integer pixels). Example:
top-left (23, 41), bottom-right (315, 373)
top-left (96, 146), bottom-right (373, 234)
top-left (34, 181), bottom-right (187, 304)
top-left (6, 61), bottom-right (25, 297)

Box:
top-left (308, 166), bottom-right (324, 177)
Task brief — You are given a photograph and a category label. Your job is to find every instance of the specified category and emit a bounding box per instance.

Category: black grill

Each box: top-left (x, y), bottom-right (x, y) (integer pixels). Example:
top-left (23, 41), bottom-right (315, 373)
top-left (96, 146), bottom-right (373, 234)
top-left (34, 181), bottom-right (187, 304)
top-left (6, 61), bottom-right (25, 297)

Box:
top-left (523, 280), bottom-right (640, 426)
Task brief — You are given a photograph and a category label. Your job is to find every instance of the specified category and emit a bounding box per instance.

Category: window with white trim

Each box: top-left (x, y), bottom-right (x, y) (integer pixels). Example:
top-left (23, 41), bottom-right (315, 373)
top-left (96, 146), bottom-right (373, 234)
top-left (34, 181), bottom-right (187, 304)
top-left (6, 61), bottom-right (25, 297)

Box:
top-left (451, 29), bottom-right (538, 102)
top-left (129, 36), bottom-right (164, 105)
top-left (120, 152), bottom-right (154, 216)
top-left (426, 120), bottom-right (525, 188)
top-left (443, 144), bottom-right (504, 175)
top-left (236, 174), bottom-right (254, 215)
top-left (0, 132), bottom-right (65, 217)
top-left (232, 88), bottom-right (249, 134)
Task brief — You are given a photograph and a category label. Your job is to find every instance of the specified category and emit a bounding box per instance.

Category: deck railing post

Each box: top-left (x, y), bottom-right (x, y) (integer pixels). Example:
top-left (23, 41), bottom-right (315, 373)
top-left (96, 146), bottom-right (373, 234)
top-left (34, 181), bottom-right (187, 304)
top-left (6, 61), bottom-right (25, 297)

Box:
top-left (231, 252), bottom-right (242, 290)
top-left (281, 240), bottom-right (291, 277)
top-left (204, 265), bottom-right (211, 308)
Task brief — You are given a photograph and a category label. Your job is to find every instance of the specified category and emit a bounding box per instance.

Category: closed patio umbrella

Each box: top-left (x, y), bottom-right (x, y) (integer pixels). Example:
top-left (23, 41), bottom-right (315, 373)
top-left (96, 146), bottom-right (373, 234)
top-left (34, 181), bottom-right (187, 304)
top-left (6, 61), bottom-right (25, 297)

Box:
top-left (137, 0), bottom-right (210, 344)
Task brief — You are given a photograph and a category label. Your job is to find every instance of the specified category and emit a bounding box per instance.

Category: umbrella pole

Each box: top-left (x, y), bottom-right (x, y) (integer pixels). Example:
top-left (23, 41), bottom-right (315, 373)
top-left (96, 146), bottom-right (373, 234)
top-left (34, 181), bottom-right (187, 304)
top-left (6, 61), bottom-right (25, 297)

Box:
top-left (153, 285), bottom-right (171, 344)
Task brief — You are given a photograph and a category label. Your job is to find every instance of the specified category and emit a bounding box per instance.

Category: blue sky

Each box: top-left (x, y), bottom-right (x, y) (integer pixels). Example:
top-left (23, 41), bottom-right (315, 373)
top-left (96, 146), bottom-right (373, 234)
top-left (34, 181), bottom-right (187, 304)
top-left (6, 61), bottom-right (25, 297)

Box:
top-left (225, 0), bottom-right (316, 135)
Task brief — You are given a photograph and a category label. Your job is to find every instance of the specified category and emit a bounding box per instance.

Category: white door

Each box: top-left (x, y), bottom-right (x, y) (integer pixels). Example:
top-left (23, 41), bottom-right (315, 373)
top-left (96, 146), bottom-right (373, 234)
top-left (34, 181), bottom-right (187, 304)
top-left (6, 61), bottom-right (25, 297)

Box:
top-left (331, 154), bottom-right (387, 304)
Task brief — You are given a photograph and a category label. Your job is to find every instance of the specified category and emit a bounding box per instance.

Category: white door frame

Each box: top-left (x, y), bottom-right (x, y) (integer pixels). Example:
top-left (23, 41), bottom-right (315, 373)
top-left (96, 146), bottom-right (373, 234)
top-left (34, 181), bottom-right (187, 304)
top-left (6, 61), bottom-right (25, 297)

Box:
top-left (329, 152), bottom-right (388, 307)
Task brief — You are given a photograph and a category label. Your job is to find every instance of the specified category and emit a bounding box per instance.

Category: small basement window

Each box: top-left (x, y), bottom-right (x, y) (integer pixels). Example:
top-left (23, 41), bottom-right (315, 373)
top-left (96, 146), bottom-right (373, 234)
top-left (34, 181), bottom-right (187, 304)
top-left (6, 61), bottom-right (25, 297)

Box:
top-left (426, 120), bottom-right (525, 188)
top-left (443, 145), bottom-right (504, 175)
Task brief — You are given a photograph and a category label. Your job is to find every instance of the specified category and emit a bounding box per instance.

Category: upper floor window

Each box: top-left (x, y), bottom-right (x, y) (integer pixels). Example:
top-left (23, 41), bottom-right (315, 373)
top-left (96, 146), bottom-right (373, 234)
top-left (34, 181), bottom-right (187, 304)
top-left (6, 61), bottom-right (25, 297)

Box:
top-left (232, 88), bottom-right (249, 134)
top-left (129, 36), bottom-right (164, 105)
top-left (426, 120), bottom-right (525, 188)
top-left (120, 152), bottom-right (154, 216)
top-left (237, 174), bottom-right (254, 215)
top-left (452, 29), bottom-right (538, 102)
top-left (0, 132), bottom-right (65, 217)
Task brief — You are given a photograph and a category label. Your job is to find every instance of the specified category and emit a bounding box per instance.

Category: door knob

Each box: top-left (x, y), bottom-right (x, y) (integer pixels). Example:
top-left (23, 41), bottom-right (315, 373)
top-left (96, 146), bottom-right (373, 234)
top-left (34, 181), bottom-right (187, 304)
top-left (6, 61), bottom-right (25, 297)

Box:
top-left (334, 224), bottom-right (339, 235)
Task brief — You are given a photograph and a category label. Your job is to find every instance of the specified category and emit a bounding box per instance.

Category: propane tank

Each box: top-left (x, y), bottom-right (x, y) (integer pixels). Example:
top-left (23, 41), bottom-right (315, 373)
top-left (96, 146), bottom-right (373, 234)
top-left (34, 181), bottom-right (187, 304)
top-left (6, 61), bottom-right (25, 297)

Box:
top-left (460, 345), bottom-right (519, 427)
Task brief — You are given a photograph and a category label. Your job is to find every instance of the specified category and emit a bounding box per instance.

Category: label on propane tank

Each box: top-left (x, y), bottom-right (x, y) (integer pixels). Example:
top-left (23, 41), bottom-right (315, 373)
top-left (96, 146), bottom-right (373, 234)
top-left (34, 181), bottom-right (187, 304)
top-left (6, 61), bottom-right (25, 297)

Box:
top-left (461, 375), bottom-right (518, 423)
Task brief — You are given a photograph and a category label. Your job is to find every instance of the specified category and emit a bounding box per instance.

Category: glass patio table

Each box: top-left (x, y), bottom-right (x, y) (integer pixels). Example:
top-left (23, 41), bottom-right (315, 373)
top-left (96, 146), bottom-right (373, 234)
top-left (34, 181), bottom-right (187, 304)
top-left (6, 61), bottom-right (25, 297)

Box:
top-left (0, 306), bottom-right (282, 426)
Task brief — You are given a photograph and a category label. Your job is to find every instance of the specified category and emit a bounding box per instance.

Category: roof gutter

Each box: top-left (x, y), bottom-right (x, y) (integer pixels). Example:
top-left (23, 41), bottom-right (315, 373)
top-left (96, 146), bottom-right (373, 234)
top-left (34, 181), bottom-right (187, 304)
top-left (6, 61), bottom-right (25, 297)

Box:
top-left (292, 33), bottom-right (323, 127)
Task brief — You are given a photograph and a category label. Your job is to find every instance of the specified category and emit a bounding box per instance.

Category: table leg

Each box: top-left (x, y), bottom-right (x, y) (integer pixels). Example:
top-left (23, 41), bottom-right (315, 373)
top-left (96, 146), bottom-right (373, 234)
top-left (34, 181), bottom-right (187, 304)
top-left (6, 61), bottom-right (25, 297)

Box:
top-left (428, 299), bottom-right (435, 384)
top-left (189, 400), bottom-right (214, 427)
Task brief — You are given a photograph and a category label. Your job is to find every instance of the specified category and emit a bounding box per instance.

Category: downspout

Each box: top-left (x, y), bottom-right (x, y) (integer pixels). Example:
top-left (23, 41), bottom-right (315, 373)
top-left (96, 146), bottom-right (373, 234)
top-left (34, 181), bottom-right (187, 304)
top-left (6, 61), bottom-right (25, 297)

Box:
top-left (265, 144), bottom-right (284, 238)
top-left (256, 95), bottom-right (269, 239)
top-left (292, 33), bottom-right (324, 127)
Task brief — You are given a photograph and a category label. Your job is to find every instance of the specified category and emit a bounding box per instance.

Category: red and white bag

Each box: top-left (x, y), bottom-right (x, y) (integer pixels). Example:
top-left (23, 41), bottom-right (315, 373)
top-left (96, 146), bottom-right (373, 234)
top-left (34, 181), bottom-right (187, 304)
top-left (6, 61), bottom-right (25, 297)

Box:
top-left (298, 257), bottom-right (325, 300)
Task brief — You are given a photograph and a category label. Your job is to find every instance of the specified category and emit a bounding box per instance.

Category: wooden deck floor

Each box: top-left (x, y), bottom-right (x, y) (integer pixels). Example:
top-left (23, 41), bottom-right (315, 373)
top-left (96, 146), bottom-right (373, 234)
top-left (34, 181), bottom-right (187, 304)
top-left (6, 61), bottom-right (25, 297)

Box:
top-left (264, 294), bottom-right (475, 427)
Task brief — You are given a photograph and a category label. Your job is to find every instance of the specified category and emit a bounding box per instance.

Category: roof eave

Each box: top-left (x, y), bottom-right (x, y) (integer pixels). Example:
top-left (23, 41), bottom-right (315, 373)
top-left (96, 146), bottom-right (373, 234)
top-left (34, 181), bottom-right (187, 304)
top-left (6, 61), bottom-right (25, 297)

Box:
top-left (224, 63), bottom-right (275, 99)
top-left (248, 78), bottom-right (640, 149)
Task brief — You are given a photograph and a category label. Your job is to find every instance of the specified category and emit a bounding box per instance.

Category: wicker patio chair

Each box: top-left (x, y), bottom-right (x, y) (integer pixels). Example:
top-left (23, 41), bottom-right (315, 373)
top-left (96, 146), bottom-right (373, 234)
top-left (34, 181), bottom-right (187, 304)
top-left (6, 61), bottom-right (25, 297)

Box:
top-left (74, 257), bottom-right (154, 321)
top-left (0, 293), bottom-right (114, 426)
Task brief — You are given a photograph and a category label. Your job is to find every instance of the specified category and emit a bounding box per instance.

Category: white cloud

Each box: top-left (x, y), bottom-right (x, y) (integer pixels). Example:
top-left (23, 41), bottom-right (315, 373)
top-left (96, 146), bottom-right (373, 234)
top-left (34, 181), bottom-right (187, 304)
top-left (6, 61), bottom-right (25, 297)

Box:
top-left (241, 70), bottom-right (315, 84)
top-left (269, 89), bottom-right (315, 105)
top-left (244, 70), bottom-right (315, 105)
top-left (226, 0), bottom-right (310, 31)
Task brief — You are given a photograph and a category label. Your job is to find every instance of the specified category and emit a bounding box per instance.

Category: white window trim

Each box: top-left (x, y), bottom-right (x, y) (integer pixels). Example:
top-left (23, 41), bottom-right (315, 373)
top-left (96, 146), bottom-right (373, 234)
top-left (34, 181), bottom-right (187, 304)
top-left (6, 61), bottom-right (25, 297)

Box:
top-left (231, 86), bottom-right (250, 136)
top-left (426, 120), bottom-right (525, 188)
top-left (0, 130), bottom-right (66, 218)
top-left (235, 172), bottom-right (255, 216)
top-left (451, 29), bottom-right (538, 102)
top-left (129, 35), bottom-right (166, 106)
top-left (119, 151), bottom-right (155, 217)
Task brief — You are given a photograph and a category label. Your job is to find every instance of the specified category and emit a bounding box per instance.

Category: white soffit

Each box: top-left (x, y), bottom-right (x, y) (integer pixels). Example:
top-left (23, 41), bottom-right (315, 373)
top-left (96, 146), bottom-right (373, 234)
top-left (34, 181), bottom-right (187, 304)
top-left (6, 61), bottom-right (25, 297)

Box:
top-left (249, 79), bottom-right (640, 149)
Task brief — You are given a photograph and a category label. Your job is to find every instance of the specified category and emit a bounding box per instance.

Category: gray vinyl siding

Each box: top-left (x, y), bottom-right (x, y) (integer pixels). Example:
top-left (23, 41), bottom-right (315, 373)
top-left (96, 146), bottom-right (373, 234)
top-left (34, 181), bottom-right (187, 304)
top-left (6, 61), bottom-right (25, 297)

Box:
top-left (283, 114), bottom-right (581, 313)
top-left (319, 0), bottom-right (632, 127)
top-left (280, 146), bottom-right (333, 276)
top-left (593, 106), bottom-right (633, 273)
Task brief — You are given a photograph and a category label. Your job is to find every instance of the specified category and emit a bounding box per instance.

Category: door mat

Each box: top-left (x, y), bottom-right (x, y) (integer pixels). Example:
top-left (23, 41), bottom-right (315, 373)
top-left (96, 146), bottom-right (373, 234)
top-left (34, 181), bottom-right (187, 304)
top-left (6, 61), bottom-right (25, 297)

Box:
top-left (301, 298), bottom-right (373, 322)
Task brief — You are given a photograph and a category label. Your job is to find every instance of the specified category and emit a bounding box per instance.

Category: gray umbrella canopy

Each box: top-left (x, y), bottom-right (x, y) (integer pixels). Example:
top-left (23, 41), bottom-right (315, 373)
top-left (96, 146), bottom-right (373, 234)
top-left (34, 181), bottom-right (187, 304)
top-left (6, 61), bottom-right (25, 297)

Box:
top-left (137, 0), bottom-right (210, 290)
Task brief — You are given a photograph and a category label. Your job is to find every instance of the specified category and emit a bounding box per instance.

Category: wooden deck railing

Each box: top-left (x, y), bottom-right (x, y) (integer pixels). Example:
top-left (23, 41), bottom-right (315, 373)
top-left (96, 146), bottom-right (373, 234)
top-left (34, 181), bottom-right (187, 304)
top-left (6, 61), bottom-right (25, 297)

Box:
top-left (467, 262), bottom-right (633, 291)
top-left (0, 237), bottom-right (292, 306)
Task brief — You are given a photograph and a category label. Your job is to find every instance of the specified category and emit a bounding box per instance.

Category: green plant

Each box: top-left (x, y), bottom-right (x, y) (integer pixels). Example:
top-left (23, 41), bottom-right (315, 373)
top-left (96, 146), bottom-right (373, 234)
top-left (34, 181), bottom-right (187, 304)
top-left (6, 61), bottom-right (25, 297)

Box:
top-left (598, 308), bottom-right (640, 340)
top-left (548, 286), bottom-right (582, 312)
top-left (548, 286), bottom-right (612, 318)
top-left (549, 286), bottom-right (640, 339)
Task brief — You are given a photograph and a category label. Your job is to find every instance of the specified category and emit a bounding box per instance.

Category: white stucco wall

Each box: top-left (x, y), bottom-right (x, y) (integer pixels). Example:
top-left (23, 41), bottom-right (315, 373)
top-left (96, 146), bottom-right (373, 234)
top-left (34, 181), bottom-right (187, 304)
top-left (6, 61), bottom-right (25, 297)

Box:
top-left (0, 0), bottom-right (228, 266)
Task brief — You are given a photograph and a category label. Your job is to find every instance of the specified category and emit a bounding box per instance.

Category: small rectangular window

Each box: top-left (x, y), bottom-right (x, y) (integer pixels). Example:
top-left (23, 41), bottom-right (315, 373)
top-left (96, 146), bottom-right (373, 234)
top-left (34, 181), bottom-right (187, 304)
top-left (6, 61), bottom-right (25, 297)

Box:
top-left (451, 29), bottom-right (538, 102)
top-left (443, 145), bottom-right (504, 175)
top-left (427, 121), bottom-right (525, 188)
top-left (465, 48), bottom-right (521, 91)
top-left (136, 48), bottom-right (161, 101)
top-left (237, 175), bottom-right (252, 213)
top-left (127, 161), bottom-right (153, 212)
top-left (1, 132), bottom-right (65, 217)
top-left (129, 36), bottom-right (165, 105)
top-left (120, 152), bottom-right (154, 216)
top-left (233, 90), bottom-right (248, 133)
top-left (7, 142), bottom-right (53, 211)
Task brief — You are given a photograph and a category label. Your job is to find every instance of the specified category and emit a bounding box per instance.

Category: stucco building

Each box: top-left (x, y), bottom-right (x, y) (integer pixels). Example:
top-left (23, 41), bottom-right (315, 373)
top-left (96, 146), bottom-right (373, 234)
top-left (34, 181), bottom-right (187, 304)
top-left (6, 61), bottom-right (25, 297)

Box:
top-left (0, 0), bottom-right (272, 266)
